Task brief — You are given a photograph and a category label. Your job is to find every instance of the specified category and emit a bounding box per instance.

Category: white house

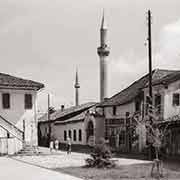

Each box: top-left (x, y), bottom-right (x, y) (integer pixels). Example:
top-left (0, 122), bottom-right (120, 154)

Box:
top-left (98, 69), bottom-right (180, 154)
top-left (0, 73), bottom-right (44, 155)
top-left (38, 102), bottom-right (105, 148)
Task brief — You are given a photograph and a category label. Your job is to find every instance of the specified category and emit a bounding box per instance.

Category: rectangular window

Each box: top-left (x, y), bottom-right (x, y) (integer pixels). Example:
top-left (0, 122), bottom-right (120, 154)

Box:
top-left (126, 117), bottom-right (130, 127)
top-left (64, 130), bottom-right (67, 141)
top-left (125, 112), bottom-right (130, 117)
top-left (119, 131), bottom-right (125, 145)
top-left (155, 94), bottom-right (161, 113)
top-left (173, 93), bottom-right (180, 106)
top-left (113, 106), bottom-right (116, 115)
top-left (145, 96), bottom-right (151, 115)
top-left (73, 130), bottom-right (76, 141)
top-left (2, 93), bottom-right (10, 109)
top-left (68, 130), bottom-right (71, 139)
top-left (78, 129), bottom-right (82, 141)
top-left (105, 119), bottom-right (108, 140)
top-left (102, 108), bottom-right (105, 116)
top-left (135, 101), bottom-right (141, 112)
top-left (25, 94), bottom-right (32, 109)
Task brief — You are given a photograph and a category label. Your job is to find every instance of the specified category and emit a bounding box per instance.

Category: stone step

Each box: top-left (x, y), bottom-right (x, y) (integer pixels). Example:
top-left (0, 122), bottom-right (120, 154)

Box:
top-left (21, 148), bottom-right (35, 150)
top-left (17, 145), bottom-right (39, 155)
top-left (19, 150), bottom-right (35, 153)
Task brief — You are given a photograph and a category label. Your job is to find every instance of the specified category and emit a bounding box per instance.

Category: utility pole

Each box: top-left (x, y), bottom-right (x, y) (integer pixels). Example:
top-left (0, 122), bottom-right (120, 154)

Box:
top-left (147, 12), bottom-right (162, 177)
top-left (47, 94), bottom-right (51, 145)
top-left (48, 94), bottom-right (50, 121)
top-left (148, 10), bottom-right (153, 111)
top-left (147, 9), bottom-right (153, 161)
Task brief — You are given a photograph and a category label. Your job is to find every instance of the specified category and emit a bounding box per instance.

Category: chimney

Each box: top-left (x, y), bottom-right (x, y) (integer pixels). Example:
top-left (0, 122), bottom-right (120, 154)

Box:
top-left (61, 105), bottom-right (65, 111)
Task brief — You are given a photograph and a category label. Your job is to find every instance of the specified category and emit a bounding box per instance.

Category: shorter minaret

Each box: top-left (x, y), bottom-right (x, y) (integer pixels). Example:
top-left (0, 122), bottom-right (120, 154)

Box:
top-left (74, 69), bottom-right (80, 106)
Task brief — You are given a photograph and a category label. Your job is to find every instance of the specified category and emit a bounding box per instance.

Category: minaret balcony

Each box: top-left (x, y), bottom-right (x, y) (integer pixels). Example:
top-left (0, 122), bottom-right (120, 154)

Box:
top-left (74, 84), bottom-right (80, 88)
top-left (97, 46), bottom-right (110, 56)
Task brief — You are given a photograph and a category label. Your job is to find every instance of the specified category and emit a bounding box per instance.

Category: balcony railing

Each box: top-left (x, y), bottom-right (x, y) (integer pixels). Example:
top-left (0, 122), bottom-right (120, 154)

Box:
top-left (0, 114), bottom-right (24, 141)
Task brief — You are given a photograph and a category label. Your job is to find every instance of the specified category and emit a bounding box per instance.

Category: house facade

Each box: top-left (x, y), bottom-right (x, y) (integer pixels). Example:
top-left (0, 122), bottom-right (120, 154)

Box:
top-left (98, 69), bottom-right (180, 154)
top-left (0, 73), bottom-right (44, 155)
top-left (38, 103), bottom-right (105, 148)
top-left (53, 107), bottom-right (104, 147)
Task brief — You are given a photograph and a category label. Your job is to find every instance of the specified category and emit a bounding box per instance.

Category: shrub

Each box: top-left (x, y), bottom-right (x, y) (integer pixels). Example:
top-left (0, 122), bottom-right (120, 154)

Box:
top-left (85, 138), bottom-right (116, 168)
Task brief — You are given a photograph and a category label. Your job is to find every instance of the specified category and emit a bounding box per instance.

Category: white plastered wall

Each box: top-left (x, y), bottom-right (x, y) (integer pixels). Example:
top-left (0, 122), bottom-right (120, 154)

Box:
top-left (0, 89), bottom-right (38, 146)
top-left (53, 121), bottom-right (86, 145)
top-left (164, 80), bottom-right (180, 119)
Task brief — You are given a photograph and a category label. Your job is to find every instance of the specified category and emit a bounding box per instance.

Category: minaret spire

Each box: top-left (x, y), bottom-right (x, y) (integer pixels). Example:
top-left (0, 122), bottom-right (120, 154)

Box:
top-left (100, 9), bottom-right (108, 47)
top-left (74, 68), bottom-right (80, 106)
top-left (97, 10), bottom-right (110, 102)
top-left (101, 9), bottom-right (107, 30)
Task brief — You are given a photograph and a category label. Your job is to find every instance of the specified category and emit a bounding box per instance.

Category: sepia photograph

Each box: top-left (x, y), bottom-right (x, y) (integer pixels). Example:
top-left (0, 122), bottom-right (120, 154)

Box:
top-left (0, 0), bottom-right (180, 179)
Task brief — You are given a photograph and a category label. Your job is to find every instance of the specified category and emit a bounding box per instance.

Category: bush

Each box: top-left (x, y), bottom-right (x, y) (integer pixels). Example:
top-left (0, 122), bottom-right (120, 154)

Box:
top-left (85, 138), bottom-right (116, 168)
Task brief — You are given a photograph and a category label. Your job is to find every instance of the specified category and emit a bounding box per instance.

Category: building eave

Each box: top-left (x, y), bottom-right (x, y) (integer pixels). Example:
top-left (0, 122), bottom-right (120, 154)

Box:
top-left (0, 84), bottom-right (44, 91)
top-left (54, 119), bottom-right (84, 125)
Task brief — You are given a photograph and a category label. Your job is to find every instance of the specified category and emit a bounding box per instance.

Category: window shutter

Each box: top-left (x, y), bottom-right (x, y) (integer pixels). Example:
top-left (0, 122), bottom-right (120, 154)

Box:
top-left (2, 93), bottom-right (10, 109)
top-left (25, 94), bottom-right (32, 109)
top-left (173, 93), bottom-right (180, 106)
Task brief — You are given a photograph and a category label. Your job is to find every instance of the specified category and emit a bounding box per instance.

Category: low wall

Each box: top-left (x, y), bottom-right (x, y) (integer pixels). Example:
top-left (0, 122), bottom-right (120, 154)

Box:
top-left (40, 143), bottom-right (92, 154)
top-left (0, 137), bottom-right (23, 155)
top-left (60, 143), bottom-right (93, 153)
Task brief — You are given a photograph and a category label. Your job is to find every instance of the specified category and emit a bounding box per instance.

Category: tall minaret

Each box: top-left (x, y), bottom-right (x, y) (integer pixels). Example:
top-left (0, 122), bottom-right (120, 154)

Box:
top-left (74, 69), bottom-right (80, 106)
top-left (97, 11), bottom-right (110, 102)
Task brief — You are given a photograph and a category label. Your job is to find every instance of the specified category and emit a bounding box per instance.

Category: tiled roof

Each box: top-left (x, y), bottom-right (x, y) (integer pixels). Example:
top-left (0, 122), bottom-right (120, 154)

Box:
top-left (38, 102), bottom-right (96, 122)
top-left (0, 73), bottom-right (44, 90)
top-left (99, 69), bottom-right (179, 106)
top-left (54, 111), bottom-right (86, 125)
top-left (152, 70), bottom-right (180, 86)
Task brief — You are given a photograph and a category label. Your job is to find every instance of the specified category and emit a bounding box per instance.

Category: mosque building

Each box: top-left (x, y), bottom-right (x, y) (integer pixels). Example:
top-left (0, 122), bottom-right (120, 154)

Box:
top-left (38, 12), bottom-right (108, 148)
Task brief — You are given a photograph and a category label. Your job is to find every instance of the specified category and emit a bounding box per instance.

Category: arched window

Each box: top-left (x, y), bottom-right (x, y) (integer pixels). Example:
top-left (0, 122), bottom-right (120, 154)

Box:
top-left (68, 130), bottom-right (72, 139)
top-left (64, 130), bottom-right (67, 141)
top-left (73, 129), bottom-right (76, 141)
top-left (79, 129), bottom-right (82, 141)
top-left (87, 121), bottom-right (94, 136)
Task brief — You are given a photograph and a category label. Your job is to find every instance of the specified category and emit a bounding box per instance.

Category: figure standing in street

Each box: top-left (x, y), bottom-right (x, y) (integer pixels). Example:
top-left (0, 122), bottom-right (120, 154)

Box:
top-left (49, 140), bottom-right (54, 153)
top-left (55, 139), bottom-right (59, 152)
top-left (67, 137), bottom-right (71, 154)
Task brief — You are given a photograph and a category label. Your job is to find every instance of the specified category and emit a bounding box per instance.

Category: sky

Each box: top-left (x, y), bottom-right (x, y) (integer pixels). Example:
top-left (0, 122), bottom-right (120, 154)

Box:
top-left (1, 0), bottom-right (180, 111)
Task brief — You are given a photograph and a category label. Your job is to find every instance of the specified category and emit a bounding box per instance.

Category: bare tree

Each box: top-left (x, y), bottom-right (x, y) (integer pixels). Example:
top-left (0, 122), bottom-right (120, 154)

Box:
top-left (131, 102), bottom-right (171, 179)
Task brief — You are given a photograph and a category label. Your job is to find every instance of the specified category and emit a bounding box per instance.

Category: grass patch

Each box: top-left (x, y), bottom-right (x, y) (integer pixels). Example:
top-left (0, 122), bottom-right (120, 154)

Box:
top-left (54, 163), bottom-right (180, 180)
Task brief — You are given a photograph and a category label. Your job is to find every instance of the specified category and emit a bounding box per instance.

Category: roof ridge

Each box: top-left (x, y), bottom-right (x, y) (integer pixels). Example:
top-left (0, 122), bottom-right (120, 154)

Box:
top-left (0, 72), bottom-right (44, 90)
top-left (54, 110), bottom-right (86, 124)
top-left (50, 102), bottom-right (97, 120)
top-left (100, 68), bottom-right (180, 106)
top-left (109, 70), bottom-right (155, 100)
top-left (155, 68), bottom-right (180, 72)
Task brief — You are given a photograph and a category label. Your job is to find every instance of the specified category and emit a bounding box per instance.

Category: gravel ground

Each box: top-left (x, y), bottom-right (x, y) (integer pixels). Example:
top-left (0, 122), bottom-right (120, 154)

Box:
top-left (12, 147), bottom-right (151, 169)
top-left (11, 147), bottom-right (180, 180)
top-left (0, 157), bottom-right (82, 180)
